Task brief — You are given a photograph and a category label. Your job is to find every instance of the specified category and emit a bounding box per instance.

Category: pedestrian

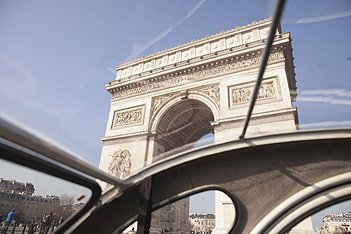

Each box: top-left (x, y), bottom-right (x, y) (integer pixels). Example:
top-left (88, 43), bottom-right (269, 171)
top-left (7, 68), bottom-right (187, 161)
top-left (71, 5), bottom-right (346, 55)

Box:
top-left (1, 210), bottom-right (15, 234)
top-left (28, 221), bottom-right (37, 234)
top-left (41, 212), bottom-right (54, 234)
top-left (39, 213), bottom-right (47, 234)
top-left (58, 217), bottom-right (64, 225)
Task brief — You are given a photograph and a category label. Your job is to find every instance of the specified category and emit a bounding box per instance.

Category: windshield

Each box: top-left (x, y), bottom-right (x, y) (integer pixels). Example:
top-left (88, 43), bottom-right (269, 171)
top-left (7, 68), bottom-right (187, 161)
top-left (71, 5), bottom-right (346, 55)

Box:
top-left (0, 0), bottom-right (273, 165)
top-left (0, 0), bottom-right (350, 232)
top-left (1, 1), bottom-right (349, 166)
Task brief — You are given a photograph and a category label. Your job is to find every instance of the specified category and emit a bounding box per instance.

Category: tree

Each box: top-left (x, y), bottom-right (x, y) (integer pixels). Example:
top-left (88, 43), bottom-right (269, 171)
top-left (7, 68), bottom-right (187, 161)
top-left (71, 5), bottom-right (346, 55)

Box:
top-left (54, 194), bottom-right (76, 220)
top-left (60, 194), bottom-right (75, 206)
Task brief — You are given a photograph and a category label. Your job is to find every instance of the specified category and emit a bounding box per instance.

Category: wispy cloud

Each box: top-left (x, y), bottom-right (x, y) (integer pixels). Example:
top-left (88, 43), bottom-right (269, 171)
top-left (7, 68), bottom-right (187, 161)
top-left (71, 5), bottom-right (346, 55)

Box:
top-left (297, 10), bottom-right (351, 24)
top-left (284, 10), bottom-right (351, 24)
top-left (106, 66), bottom-right (116, 75)
top-left (301, 89), bottom-right (351, 97)
top-left (298, 120), bottom-right (351, 129)
top-left (125, 0), bottom-right (207, 61)
top-left (0, 55), bottom-right (37, 87)
top-left (186, 0), bottom-right (206, 18)
top-left (0, 54), bottom-right (74, 120)
top-left (298, 89), bottom-right (351, 105)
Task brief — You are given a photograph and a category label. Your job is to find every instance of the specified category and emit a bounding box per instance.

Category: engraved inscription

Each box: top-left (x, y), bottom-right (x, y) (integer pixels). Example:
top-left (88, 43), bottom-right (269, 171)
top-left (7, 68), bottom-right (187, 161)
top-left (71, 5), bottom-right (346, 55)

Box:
top-left (108, 149), bottom-right (131, 179)
top-left (112, 105), bottom-right (144, 128)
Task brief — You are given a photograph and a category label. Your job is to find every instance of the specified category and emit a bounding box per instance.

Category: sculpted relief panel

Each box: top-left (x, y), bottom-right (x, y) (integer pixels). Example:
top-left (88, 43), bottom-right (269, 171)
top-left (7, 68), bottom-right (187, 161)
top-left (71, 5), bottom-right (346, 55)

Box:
top-left (229, 77), bottom-right (280, 108)
top-left (194, 84), bottom-right (220, 107)
top-left (108, 150), bottom-right (132, 179)
top-left (151, 84), bottom-right (220, 117)
top-left (112, 105), bottom-right (145, 128)
top-left (152, 94), bottom-right (177, 114)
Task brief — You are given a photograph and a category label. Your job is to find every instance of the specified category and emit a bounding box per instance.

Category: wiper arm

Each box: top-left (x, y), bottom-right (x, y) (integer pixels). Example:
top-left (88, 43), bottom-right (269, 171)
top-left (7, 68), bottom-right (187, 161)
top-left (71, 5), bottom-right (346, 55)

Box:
top-left (239, 0), bottom-right (287, 139)
top-left (137, 177), bottom-right (153, 234)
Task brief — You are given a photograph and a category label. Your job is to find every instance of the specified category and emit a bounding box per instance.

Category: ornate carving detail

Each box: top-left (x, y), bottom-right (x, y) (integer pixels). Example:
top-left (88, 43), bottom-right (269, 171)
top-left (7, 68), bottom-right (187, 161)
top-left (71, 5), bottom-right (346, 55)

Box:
top-left (151, 84), bottom-right (219, 117)
top-left (108, 150), bottom-right (131, 179)
top-left (112, 105), bottom-right (144, 128)
top-left (111, 51), bottom-right (284, 100)
top-left (229, 78), bottom-right (279, 107)
top-left (152, 94), bottom-right (176, 114)
top-left (194, 84), bottom-right (220, 107)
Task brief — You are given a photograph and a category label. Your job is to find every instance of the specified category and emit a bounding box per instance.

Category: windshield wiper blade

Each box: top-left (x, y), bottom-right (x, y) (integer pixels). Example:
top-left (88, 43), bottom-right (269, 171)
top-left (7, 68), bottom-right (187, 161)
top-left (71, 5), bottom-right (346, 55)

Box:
top-left (239, 0), bottom-right (287, 139)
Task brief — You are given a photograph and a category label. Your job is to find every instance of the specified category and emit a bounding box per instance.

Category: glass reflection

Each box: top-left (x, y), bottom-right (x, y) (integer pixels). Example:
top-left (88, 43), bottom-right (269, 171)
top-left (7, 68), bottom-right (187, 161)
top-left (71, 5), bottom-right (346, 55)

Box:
top-left (289, 200), bottom-right (351, 234)
top-left (123, 190), bottom-right (235, 234)
top-left (0, 159), bottom-right (91, 233)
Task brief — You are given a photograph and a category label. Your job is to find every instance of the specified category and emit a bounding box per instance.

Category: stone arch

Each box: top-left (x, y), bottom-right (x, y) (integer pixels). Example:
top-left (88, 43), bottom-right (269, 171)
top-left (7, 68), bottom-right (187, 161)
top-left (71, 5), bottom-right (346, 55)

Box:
top-left (151, 92), bottom-right (219, 133)
top-left (152, 97), bottom-right (215, 156)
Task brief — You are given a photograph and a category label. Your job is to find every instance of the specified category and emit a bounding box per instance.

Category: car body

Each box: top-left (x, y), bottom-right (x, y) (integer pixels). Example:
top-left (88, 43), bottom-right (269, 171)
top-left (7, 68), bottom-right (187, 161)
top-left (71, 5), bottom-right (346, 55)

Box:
top-left (1, 0), bottom-right (350, 233)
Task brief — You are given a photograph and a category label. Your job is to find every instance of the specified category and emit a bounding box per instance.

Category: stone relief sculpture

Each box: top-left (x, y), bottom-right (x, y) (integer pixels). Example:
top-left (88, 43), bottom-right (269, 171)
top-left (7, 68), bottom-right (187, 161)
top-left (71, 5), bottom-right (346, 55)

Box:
top-left (152, 94), bottom-right (175, 114)
top-left (195, 84), bottom-right (220, 107)
top-left (112, 106), bottom-right (144, 128)
top-left (108, 149), bottom-right (132, 179)
top-left (151, 84), bottom-right (219, 117)
top-left (231, 79), bottom-right (277, 106)
top-left (257, 81), bottom-right (275, 99)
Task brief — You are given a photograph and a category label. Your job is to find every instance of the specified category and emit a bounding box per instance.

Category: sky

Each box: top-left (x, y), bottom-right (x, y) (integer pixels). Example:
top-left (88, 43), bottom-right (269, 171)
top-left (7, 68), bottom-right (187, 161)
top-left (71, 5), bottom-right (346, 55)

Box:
top-left (0, 0), bottom-right (350, 227)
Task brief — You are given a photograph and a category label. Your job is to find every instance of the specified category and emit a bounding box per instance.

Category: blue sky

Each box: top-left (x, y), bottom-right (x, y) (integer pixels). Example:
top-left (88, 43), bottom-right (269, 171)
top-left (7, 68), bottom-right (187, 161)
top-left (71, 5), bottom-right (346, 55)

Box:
top-left (1, 0), bottom-right (350, 165)
top-left (0, 0), bottom-right (350, 225)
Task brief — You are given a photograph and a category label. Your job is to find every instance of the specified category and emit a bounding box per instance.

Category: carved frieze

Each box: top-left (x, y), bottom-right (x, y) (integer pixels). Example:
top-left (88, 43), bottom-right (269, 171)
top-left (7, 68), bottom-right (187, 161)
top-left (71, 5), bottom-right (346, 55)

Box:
top-left (112, 105), bottom-right (145, 128)
top-left (193, 84), bottom-right (220, 107)
top-left (111, 51), bottom-right (284, 100)
top-left (152, 94), bottom-right (177, 114)
top-left (108, 149), bottom-right (131, 179)
top-left (229, 77), bottom-right (280, 108)
top-left (151, 84), bottom-right (220, 118)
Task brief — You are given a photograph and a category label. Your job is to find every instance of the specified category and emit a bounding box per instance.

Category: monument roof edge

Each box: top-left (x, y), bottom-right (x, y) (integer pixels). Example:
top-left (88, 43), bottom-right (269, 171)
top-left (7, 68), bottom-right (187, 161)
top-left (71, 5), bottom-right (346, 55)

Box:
top-left (116, 17), bottom-right (272, 69)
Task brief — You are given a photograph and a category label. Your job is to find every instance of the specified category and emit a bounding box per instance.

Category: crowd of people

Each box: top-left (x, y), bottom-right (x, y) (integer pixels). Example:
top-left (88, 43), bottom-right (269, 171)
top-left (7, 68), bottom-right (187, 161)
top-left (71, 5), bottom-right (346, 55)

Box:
top-left (0, 210), bottom-right (64, 234)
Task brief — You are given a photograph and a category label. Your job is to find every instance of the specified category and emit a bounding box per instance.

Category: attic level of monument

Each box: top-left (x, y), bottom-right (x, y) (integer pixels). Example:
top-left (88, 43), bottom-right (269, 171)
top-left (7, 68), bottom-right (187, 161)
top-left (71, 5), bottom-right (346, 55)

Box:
top-left (106, 19), bottom-right (295, 102)
top-left (107, 44), bottom-right (294, 101)
top-left (114, 18), bottom-right (272, 74)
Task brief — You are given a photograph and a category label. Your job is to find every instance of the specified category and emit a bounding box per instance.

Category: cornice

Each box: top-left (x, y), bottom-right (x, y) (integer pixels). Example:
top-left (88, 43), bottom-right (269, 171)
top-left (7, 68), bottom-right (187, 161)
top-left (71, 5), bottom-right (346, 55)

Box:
top-left (117, 18), bottom-right (272, 67)
top-left (107, 45), bottom-right (288, 101)
top-left (113, 18), bottom-right (275, 81)
top-left (102, 130), bottom-right (150, 142)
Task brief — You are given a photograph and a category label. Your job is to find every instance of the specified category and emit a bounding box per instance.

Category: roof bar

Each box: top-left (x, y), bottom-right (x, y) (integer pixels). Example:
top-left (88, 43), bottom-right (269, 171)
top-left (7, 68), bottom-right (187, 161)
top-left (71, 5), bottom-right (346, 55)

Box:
top-left (0, 116), bottom-right (125, 186)
top-left (239, 0), bottom-right (287, 139)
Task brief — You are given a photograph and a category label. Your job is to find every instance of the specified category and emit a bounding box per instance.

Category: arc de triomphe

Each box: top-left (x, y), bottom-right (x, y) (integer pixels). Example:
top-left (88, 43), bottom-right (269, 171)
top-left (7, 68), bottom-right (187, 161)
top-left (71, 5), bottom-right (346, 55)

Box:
top-left (99, 18), bottom-right (298, 232)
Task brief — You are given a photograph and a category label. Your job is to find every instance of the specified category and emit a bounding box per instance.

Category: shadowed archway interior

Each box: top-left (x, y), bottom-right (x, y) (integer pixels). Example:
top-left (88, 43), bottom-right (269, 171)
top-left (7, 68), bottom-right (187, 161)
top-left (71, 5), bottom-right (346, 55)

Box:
top-left (154, 99), bottom-right (214, 156)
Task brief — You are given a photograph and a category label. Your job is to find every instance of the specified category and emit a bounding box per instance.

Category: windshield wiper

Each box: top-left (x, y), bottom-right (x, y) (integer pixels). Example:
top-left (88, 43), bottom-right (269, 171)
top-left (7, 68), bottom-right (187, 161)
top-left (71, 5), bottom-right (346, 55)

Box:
top-left (239, 0), bottom-right (287, 139)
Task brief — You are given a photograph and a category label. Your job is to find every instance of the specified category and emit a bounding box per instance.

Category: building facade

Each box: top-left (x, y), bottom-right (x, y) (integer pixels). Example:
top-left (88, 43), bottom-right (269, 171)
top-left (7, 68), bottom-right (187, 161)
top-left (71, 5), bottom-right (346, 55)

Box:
top-left (0, 178), bottom-right (60, 221)
top-left (320, 213), bottom-right (351, 234)
top-left (190, 213), bottom-right (215, 234)
top-left (150, 199), bottom-right (190, 233)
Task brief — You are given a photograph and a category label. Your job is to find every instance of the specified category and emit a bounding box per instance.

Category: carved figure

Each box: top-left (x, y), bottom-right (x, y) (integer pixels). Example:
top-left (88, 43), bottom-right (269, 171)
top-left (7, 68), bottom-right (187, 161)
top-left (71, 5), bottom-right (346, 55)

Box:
top-left (108, 150), bottom-right (132, 179)
top-left (113, 108), bottom-right (143, 127)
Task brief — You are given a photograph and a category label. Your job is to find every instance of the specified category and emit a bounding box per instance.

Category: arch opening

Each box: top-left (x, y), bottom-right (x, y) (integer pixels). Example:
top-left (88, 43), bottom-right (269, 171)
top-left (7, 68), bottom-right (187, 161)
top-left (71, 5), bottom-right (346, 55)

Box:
top-left (153, 99), bottom-right (214, 157)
